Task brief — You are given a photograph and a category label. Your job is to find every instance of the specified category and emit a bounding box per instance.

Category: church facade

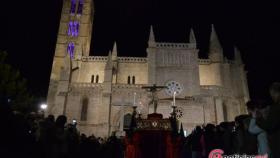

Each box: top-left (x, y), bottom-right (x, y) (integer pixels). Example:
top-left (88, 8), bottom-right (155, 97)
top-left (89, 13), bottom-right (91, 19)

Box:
top-left (47, 0), bottom-right (250, 137)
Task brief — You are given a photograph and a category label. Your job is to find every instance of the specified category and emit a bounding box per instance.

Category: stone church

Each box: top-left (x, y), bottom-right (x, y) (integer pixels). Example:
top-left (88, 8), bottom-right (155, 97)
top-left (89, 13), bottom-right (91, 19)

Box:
top-left (47, 0), bottom-right (250, 137)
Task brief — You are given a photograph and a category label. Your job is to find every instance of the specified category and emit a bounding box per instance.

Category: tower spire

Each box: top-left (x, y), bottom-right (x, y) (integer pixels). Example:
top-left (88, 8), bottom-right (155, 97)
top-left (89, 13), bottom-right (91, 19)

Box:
top-left (148, 25), bottom-right (156, 47)
top-left (189, 28), bottom-right (196, 43)
top-left (112, 42), bottom-right (117, 61)
top-left (234, 47), bottom-right (243, 64)
top-left (209, 24), bottom-right (223, 62)
top-left (105, 52), bottom-right (113, 70)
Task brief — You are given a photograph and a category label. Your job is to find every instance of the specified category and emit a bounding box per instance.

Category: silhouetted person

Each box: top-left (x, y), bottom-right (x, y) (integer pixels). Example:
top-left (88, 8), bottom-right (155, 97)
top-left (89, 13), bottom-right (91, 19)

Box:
top-left (191, 126), bottom-right (202, 158)
top-left (217, 122), bottom-right (232, 155)
top-left (54, 115), bottom-right (68, 158)
top-left (247, 100), bottom-right (271, 156)
top-left (47, 115), bottom-right (55, 123)
top-left (201, 124), bottom-right (218, 158)
top-left (257, 82), bottom-right (280, 158)
top-left (233, 115), bottom-right (258, 155)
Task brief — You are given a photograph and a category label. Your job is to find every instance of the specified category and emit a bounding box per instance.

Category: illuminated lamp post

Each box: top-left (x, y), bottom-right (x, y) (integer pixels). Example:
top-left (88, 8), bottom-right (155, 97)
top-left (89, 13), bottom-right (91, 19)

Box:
top-left (40, 103), bottom-right (48, 117)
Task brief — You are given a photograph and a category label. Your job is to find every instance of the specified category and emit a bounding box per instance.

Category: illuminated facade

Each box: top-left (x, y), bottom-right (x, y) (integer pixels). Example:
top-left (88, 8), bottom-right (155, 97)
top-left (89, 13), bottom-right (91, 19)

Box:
top-left (47, 0), bottom-right (249, 136)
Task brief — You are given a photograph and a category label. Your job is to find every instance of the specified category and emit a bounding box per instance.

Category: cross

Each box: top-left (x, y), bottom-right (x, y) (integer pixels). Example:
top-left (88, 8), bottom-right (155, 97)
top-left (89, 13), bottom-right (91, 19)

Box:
top-left (142, 84), bottom-right (167, 113)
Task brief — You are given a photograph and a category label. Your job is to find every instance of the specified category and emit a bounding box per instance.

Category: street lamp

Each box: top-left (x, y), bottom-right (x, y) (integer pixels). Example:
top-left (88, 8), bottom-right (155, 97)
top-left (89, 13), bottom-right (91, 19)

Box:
top-left (40, 104), bottom-right (48, 110)
top-left (40, 104), bottom-right (48, 117)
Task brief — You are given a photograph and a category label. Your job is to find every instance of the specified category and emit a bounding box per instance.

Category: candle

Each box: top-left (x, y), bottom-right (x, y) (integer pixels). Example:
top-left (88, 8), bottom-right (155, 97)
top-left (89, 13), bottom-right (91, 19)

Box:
top-left (133, 92), bottom-right (136, 106)
top-left (173, 91), bottom-right (176, 106)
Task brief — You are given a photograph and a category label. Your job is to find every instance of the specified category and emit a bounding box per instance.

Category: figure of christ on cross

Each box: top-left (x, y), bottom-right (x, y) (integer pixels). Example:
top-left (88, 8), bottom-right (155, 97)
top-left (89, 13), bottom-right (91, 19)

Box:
top-left (142, 84), bottom-right (167, 113)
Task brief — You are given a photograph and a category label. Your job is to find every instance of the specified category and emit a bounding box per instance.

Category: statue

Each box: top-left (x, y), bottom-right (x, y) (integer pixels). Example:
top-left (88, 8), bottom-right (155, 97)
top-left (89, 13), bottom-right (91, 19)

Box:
top-left (142, 84), bottom-right (167, 113)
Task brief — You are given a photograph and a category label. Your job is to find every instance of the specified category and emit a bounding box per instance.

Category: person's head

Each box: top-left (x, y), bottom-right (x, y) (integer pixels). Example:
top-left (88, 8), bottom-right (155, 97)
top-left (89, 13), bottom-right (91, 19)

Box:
top-left (194, 126), bottom-right (202, 133)
top-left (219, 122), bottom-right (228, 131)
top-left (55, 115), bottom-right (67, 127)
top-left (246, 100), bottom-right (256, 113)
top-left (46, 115), bottom-right (55, 122)
top-left (205, 124), bottom-right (216, 133)
top-left (246, 100), bottom-right (268, 112)
top-left (270, 82), bottom-right (280, 104)
top-left (234, 115), bottom-right (248, 128)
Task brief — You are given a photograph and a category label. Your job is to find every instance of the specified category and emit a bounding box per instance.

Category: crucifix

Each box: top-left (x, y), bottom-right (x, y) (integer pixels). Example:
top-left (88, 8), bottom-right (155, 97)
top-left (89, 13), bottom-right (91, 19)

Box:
top-left (142, 84), bottom-right (167, 113)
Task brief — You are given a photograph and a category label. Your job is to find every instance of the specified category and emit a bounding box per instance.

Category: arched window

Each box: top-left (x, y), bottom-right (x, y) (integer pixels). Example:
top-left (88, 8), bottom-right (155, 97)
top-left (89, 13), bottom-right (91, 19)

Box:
top-left (67, 21), bottom-right (73, 36)
top-left (70, 0), bottom-right (77, 15)
top-left (127, 76), bottom-right (131, 84)
top-left (80, 97), bottom-right (89, 121)
top-left (123, 113), bottom-right (132, 130)
top-left (91, 75), bottom-right (94, 83)
top-left (132, 76), bottom-right (135, 84)
top-left (73, 21), bottom-right (80, 37)
top-left (67, 42), bottom-right (75, 59)
top-left (96, 75), bottom-right (99, 83)
top-left (223, 103), bottom-right (228, 122)
top-left (77, 0), bottom-right (84, 15)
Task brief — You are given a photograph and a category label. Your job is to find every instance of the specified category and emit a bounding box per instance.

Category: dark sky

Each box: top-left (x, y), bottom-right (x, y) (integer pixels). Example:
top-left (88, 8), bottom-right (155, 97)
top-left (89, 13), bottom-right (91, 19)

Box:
top-left (3, 0), bottom-right (280, 100)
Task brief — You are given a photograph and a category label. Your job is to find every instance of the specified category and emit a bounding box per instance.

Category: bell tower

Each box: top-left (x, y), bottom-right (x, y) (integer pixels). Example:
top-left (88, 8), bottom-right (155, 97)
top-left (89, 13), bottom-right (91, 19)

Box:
top-left (47, 0), bottom-right (94, 116)
top-left (50, 0), bottom-right (94, 81)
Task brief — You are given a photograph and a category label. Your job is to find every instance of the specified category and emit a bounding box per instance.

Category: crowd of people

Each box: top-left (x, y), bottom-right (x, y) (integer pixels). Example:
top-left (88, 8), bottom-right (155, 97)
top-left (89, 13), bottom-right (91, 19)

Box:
top-left (1, 109), bottom-right (124, 158)
top-left (183, 82), bottom-right (280, 158)
top-left (1, 82), bottom-right (279, 158)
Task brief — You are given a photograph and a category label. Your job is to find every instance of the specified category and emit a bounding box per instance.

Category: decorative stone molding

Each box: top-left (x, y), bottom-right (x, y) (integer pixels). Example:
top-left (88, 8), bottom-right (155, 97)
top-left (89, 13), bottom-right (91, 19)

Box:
top-left (200, 85), bottom-right (233, 97)
top-left (81, 56), bottom-right (147, 63)
top-left (82, 56), bottom-right (108, 62)
top-left (58, 92), bottom-right (67, 96)
top-left (198, 59), bottom-right (211, 65)
top-left (112, 84), bottom-right (145, 89)
top-left (118, 57), bottom-right (147, 63)
top-left (156, 43), bottom-right (196, 49)
top-left (78, 123), bottom-right (108, 127)
top-left (71, 82), bottom-right (103, 88)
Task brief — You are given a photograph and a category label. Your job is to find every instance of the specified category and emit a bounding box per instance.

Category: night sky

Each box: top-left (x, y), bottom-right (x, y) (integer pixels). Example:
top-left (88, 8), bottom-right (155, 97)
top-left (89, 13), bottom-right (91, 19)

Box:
top-left (3, 0), bottom-right (280, 100)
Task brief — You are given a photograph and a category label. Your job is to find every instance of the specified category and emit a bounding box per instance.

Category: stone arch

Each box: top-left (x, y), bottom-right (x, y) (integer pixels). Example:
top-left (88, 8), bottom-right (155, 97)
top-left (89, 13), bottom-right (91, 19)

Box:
top-left (127, 76), bottom-right (131, 84)
top-left (132, 76), bottom-right (135, 84)
top-left (95, 75), bottom-right (99, 83)
top-left (222, 102), bottom-right (228, 122)
top-left (80, 96), bottom-right (89, 121)
top-left (123, 113), bottom-right (132, 130)
top-left (112, 107), bottom-right (133, 129)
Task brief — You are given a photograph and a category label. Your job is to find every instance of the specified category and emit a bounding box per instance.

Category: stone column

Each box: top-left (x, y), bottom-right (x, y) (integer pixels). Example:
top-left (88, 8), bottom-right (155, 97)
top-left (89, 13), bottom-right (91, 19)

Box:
top-left (120, 105), bottom-right (124, 131)
top-left (214, 97), bottom-right (224, 124)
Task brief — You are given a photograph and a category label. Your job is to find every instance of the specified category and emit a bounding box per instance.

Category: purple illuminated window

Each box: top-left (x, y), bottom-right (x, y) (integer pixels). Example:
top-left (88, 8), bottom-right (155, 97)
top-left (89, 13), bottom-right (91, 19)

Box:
top-left (67, 21), bottom-right (80, 37)
top-left (77, 0), bottom-right (84, 15)
top-left (67, 21), bottom-right (73, 36)
top-left (70, 0), bottom-right (77, 14)
top-left (67, 42), bottom-right (75, 59)
top-left (73, 21), bottom-right (80, 37)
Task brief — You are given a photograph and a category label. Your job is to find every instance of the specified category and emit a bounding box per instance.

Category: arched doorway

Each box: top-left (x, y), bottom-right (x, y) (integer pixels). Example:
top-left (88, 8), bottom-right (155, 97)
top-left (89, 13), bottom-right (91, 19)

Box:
top-left (123, 113), bottom-right (132, 132)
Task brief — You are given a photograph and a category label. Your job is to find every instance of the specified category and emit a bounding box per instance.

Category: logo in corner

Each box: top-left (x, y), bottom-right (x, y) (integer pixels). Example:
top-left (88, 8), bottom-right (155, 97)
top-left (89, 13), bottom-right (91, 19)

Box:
top-left (209, 149), bottom-right (224, 158)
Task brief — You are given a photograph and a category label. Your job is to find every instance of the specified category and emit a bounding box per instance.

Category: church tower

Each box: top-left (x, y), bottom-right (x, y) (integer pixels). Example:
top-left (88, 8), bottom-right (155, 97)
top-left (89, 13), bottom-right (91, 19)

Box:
top-left (147, 26), bottom-right (200, 97)
top-left (50, 0), bottom-right (94, 80)
top-left (47, 0), bottom-right (94, 115)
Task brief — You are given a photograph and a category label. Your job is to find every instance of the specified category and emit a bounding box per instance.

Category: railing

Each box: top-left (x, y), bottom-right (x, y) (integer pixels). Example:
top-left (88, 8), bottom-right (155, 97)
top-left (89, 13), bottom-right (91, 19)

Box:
top-left (156, 43), bottom-right (196, 49)
top-left (81, 56), bottom-right (108, 62)
top-left (118, 57), bottom-right (147, 63)
top-left (81, 56), bottom-right (236, 65)
top-left (81, 56), bottom-right (147, 63)
top-left (71, 82), bottom-right (147, 89)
